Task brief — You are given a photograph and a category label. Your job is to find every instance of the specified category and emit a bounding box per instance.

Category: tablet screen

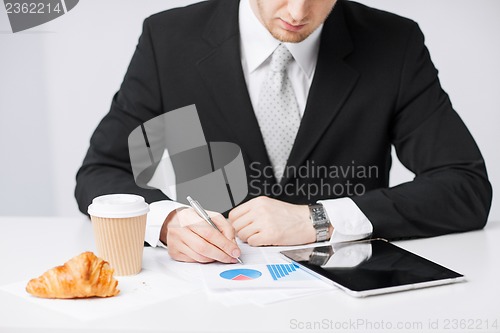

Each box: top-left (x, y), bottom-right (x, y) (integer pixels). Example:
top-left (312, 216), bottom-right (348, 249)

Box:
top-left (280, 239), bottom-right (464, 296)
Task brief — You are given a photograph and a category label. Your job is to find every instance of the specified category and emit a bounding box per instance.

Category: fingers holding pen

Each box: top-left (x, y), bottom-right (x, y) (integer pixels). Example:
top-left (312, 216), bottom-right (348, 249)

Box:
top-left (166, 207), bottom-right (241, 263)
top-left (187, 218), bottom-right (241, 263)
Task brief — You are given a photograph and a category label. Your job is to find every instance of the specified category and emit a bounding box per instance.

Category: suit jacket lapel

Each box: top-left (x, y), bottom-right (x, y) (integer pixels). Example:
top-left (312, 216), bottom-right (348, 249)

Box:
top-left (283, 2), bottom-right (360, 186)
top-left (196, 0), bottom-right (272, 177)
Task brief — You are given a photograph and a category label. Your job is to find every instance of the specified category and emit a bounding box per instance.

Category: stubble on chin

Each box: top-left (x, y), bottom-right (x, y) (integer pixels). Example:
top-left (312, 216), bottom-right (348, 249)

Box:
top-left (268, 26), bottom-right (315, 43)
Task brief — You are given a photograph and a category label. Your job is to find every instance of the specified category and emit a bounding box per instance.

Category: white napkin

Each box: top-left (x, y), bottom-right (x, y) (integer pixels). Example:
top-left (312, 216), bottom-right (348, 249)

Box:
top-left (0, 269), bottom-right (195, 321)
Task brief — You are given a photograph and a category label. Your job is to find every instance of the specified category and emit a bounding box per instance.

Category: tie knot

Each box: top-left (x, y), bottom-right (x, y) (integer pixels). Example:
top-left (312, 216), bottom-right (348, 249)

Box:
top-left (270, 44), bottom-right (293, 73)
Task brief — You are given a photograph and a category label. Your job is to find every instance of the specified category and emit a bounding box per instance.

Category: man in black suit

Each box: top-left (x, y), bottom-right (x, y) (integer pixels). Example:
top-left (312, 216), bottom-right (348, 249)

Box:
top-left (75, 0), bottom-right (492, 264)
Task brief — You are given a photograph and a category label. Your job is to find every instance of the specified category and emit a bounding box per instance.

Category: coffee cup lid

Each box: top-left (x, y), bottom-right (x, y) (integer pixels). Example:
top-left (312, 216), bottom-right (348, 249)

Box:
top-left (88, 194), bottom-right (150, 218)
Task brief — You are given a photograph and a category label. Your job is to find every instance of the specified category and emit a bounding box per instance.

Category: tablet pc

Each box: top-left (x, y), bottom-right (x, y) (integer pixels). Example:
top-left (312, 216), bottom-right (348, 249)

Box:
top-left (280, 239), bottom-right (465, 297)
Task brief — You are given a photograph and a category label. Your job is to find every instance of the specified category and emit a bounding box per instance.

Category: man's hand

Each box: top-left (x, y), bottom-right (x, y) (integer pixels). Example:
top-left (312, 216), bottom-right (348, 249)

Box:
top-left (228, 196), bottom-right (317, 246)
top-left (160, 208), bottom-right (241, 263)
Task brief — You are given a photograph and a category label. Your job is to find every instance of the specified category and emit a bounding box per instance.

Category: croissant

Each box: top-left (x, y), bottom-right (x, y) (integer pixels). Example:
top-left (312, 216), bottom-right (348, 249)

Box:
top-left (26, 252), bottom-right (120, 299)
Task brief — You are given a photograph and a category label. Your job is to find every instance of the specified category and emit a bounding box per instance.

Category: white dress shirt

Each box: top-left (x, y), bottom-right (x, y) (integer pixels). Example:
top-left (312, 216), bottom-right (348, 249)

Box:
top-left (144, 0), bottom-right (373, 247)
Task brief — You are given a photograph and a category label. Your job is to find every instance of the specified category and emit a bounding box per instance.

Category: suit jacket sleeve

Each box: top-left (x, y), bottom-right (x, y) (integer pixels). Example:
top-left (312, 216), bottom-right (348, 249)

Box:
top-left (75, 18), bottom-right (168, 214)
top-left (351, 23), bottom-right (492, 240)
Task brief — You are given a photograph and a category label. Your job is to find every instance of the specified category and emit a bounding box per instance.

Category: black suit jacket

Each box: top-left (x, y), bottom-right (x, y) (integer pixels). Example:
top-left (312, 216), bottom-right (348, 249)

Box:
top-left (75, 0), bottom-right (492, 240)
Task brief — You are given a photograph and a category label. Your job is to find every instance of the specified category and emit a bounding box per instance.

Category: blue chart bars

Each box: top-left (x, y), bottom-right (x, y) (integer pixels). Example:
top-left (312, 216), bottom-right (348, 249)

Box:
top-left (267, 263), bottom-right (301, 281)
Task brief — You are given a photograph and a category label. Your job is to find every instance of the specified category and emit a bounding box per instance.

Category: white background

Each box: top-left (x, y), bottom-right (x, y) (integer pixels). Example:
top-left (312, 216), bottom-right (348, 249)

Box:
top-left (0, 0), bottom-right (498, 220)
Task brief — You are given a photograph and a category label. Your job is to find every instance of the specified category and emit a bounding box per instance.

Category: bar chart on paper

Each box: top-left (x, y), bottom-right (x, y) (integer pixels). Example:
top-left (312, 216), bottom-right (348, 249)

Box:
top-left (266, 263), bottom-right (303, 281)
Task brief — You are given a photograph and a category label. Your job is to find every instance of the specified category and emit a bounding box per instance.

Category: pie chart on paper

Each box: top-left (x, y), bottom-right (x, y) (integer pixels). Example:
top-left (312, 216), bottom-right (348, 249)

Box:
top-left (219, 269), bottom-right (262, 281)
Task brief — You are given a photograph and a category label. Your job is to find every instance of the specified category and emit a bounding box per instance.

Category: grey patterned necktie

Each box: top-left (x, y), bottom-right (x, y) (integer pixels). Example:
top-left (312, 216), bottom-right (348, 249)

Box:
top-left (255, 44), bottom-right (301, 182)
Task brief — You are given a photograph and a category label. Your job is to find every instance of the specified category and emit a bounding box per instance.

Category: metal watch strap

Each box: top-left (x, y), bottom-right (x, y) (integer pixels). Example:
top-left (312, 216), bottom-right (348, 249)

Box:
top-left (309, 204), bottom-right (331, 242)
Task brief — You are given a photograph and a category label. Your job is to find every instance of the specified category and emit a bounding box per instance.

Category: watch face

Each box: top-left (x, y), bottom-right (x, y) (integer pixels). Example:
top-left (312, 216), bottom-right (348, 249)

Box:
top-left (311, 207), bottom-right (327, 221)
top-left (314, 209), bottom-right (327, 221)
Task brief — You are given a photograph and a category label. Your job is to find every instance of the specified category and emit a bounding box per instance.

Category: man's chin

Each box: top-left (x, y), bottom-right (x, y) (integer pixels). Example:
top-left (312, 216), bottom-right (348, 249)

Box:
top-left (270, 29), bottom-right (312, 44)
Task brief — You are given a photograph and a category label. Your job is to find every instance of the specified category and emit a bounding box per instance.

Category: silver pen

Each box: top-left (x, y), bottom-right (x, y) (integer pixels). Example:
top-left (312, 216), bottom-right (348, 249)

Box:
top-left (187, 196), bottom-right (243, 264)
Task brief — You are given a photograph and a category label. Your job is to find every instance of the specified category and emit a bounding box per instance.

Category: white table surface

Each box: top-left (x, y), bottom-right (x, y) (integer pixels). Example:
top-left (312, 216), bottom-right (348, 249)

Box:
top-left (0, 217), bottom-right (499, 333)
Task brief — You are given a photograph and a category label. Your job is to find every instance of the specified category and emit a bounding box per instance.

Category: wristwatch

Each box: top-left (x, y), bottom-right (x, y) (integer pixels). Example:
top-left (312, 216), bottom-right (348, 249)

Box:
top-left (308, 204), bottom-right (331, 242)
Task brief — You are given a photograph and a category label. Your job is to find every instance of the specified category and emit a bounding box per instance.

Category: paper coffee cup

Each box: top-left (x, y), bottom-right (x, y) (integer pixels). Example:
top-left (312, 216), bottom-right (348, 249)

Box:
top-left (88, 194), bottom-right (149, 276)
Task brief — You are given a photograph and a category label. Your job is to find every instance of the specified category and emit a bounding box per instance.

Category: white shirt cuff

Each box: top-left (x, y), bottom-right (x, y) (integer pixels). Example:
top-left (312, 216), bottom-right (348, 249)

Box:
top-left (317, 197), bottom-right (373, 243)
top-left (145, 200), bottom-right (189, 247)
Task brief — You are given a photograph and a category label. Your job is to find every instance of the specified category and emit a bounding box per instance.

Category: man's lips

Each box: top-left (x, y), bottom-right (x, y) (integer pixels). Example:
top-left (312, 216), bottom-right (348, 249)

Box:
top-left (280, 19), bottom-right (307, 32)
